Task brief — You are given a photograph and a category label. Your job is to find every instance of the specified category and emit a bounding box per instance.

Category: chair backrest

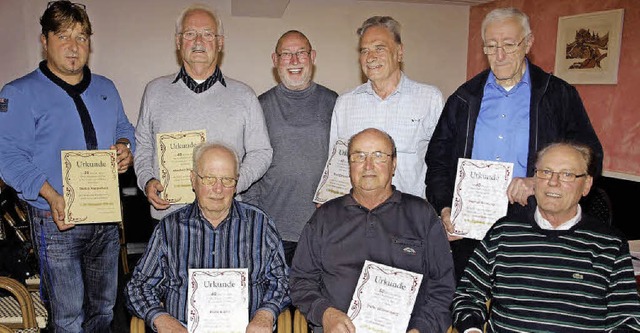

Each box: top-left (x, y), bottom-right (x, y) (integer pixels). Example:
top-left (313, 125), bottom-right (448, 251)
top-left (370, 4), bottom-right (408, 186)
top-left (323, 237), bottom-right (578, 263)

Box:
top-left (293, 308), bottom-right (308, 333)
top-left (581, 186), bottom-right (613, 226)
top-left (277, 308), bottom-right (292, 333)
top-left (0, 276), bottom-right (38, 330)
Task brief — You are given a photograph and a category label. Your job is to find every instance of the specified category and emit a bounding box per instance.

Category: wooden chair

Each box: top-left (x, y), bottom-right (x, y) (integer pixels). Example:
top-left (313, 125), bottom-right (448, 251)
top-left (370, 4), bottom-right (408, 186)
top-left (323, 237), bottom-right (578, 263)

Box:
top-left (130, 315), bottom-right (145, 333)
top-left (0, 276), bottom-right (47, 332)
top-left (0, 324), bottom-right (13, 333)
top-left (293, 308), bottom-right (308, 333)
top-left (130, 309), bottom-right (293, 333)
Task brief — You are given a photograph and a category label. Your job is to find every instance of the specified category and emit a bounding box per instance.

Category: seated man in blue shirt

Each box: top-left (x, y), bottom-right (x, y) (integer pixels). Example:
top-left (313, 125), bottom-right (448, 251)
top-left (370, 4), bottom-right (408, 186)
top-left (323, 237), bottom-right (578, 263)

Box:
top-left (125, 143), bottom-right (290, 333)
top-left (290, 128), bottom-right (454, 333)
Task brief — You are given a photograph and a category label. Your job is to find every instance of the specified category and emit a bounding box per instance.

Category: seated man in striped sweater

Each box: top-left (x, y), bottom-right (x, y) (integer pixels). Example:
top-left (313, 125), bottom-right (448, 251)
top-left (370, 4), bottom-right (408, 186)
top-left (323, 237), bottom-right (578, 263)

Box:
top-left (452, 142), bottom-right (640, 332)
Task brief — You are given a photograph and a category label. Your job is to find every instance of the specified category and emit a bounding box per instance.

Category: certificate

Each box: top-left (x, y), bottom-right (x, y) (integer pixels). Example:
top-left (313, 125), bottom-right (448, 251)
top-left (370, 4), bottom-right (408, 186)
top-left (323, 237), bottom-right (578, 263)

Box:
top-left (61, 150), bottom-right (121, 224)
top-left (157, 130), bottom-right (206, 204)
top-left (450, 158), bottom-right (514, 240)
top-left (313, 139), bottom-right (351, 204)
top-left (347, 261), bottom-right (423, 332)
top-left (188, 268), bottom-right (249, 333)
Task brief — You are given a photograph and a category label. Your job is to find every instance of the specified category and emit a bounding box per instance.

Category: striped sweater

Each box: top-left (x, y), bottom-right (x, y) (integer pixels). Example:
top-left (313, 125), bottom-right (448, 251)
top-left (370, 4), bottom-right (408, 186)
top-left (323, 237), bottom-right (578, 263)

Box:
top-left (452, 212), bottom-right (640, 332)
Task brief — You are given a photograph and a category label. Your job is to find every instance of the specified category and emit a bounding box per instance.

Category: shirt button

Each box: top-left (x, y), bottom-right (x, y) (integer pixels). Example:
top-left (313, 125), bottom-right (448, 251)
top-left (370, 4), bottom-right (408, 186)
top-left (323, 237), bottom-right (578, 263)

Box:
top-left (496, 156), bottom-right (501, 161)
top-left (501, 114), bottom-right (506, 118)
top-left (498, 135), bottom-right (504, 140)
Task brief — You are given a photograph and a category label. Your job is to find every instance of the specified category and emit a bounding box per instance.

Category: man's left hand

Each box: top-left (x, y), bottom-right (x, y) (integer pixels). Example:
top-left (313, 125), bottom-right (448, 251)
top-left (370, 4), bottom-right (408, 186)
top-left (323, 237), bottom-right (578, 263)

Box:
top-left (246, 309), bottom-right (273, 333)
top-left (507, 176), bottom-right (535, 206)
top-left (407, 329), bottom-right (419, 333)
top-left (111, 142), bottom-right (133, 174)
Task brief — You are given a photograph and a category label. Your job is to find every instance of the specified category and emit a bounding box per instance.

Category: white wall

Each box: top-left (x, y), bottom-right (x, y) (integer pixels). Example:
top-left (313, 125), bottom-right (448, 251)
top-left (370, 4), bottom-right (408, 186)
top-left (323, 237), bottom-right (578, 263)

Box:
top-left (0, 0), bottom-right (469, 124)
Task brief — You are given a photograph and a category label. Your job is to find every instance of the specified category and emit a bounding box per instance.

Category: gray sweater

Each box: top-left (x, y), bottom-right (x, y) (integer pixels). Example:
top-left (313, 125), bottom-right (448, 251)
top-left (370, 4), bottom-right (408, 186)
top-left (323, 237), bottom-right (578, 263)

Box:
top-left (244, 82), bottom-right (337, 242)
top-left (134, 74), bottom-right (272, 220)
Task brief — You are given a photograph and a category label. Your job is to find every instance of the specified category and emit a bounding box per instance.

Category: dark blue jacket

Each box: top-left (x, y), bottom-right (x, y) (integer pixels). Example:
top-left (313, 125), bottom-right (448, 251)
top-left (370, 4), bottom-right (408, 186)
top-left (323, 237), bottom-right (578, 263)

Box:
top-left (425, 61), bottom-right (603, 214)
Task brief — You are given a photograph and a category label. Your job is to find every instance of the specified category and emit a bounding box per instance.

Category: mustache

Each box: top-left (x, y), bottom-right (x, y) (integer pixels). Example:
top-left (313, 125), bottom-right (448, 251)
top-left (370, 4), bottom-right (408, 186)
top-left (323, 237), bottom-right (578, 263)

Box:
top-left (191, 45), bottom-right (206, 52)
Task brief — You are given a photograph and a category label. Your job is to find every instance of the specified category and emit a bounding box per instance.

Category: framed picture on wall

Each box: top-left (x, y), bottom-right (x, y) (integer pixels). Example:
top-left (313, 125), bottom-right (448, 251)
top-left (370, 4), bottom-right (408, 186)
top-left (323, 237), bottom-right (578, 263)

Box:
top-left (554, 9), bottom-right (624, 85)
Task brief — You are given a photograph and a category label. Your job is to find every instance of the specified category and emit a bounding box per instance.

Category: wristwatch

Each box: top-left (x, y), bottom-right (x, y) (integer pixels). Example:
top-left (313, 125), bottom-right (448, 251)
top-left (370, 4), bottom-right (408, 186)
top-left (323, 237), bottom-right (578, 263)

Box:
top-left (116, 140), bottom-right (131, 149)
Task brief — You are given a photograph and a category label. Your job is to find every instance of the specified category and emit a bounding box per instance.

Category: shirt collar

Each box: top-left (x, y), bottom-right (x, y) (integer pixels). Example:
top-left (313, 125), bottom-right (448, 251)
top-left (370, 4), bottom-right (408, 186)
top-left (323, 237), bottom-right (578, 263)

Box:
top-left (485, 58), bottom-right (531, 92)
top-left (354, 72), bottom-right (406, 98)
top-left (343, 188), bottom-right (402, 208)
top-left (534, 204), bottom-right (582, 230)
top-left (193, 199), bottom-right (235, 230)
top-left (172, 65), bottom-right (227, 93)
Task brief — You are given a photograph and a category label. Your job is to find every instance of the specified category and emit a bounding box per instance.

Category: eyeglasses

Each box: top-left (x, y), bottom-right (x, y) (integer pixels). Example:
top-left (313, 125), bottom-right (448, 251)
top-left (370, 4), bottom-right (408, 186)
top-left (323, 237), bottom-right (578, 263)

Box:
top-left (47, 1), bottom-right (86, 10)
top-left (277, 50), bottom-right (311, 61)
top-left (349, 151), bottom-right (393, 164)
top-left (180, 30), bottom-right (221, 42)
top-left (534, 169), bottom-right (587, 182)
top-left (483, 35), bottom-right (528, 55)
top-left (195, 173), bottom-right (238, 188)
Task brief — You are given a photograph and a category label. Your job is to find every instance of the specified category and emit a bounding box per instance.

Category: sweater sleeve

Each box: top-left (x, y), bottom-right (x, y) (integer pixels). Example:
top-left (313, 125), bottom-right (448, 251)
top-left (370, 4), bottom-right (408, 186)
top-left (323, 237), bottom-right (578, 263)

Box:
top-left (0, 84), bottom-right (48, 201)
top-left (289, 212), bottom-right (333, 326)
top-left (236, 94), bottom-right (272, 193)
top-left (408, 210), bottom-right (455, 332)
top-left (452, 235), bottom-right (494, 331)
top-left (604, 241), bottom-right (640, 330)
top-left (133, 84), bottom-right (156, 191)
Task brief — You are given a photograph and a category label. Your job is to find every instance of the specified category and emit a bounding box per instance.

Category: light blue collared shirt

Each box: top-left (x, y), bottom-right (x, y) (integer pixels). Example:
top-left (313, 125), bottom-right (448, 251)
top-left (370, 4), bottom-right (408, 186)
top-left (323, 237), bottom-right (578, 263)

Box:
top-left (472, 61), bottom-right (531, 177)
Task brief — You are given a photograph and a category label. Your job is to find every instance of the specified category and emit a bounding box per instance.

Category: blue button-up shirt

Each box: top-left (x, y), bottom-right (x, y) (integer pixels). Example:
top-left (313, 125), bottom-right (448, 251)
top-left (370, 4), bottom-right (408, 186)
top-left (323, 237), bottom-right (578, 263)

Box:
top-left (472, 62), bottom-right (531, 177)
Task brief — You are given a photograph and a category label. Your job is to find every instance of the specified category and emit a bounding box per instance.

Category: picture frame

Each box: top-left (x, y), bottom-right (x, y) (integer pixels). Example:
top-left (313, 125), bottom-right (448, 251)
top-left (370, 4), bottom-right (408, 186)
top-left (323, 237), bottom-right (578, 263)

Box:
top-left (554, 9), bottom-right (624, 85)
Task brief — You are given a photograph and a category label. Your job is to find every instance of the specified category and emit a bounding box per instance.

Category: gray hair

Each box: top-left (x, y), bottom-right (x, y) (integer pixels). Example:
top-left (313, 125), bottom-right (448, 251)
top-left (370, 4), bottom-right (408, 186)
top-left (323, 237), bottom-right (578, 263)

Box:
top-left (481, 7), bottom-right (531, 42)
top-left (175, 4), bottom-right (224, 36)
top-left (192, 142), bottom-right (239, 174)
top-left (348, 128), bottom-right (397, 159)
top-left (536, 142), bottom-right (595, 177)
top-left (356, 16), bottom-right (402, 44)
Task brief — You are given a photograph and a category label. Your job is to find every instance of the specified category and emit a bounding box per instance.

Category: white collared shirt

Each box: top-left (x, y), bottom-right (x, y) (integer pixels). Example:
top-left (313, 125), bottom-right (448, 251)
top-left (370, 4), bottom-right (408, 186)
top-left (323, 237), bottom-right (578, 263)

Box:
top-left (328, 73), bottom-right (444, 198)
top-left (534, 205), bottom-right (582, 230)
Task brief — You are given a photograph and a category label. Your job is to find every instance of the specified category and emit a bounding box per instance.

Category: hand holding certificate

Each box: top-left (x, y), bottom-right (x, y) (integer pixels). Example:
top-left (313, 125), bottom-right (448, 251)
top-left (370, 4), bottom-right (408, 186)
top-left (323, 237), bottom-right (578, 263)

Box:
top-left (313, 139), bottom-right (351, 204)
top-left (188, 268), bottom-right (248, 333)
top-left (61, 150), bottom-right (121, 224)
top-left (157, 130), bottom-right (206, 204)
top-left (450, 158), bottom-right (514, 240)
top-left (347, 261), bottom-right (423, 333)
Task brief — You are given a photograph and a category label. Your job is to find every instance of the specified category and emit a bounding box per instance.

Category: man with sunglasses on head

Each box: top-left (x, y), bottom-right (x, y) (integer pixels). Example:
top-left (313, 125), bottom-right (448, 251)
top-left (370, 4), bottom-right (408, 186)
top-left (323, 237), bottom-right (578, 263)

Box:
top-left (126, 142), bottom-right (289, 333)
top-left (0, 1), bottom-right (135, 331)
top-left (425, 7), bottom-right (603, 281)
top-left (243, 30), bottom-right (337, 266)
top-left (452, 142), bottom-right (640, 332)
top-left (134, 4), bottom-right (272, 223)
top-left (290, 128), bottom-right (454, 333)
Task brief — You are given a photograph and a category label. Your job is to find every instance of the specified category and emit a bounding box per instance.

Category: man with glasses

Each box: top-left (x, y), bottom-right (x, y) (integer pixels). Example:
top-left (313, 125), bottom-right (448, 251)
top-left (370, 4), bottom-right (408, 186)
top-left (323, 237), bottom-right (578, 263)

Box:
top-left (452, 142), bottom-right (640, 332)
top-left (0, 1), bottom-right (135, 331)
top-left (327, 16), bottom-right (444, 199)
top-left (126, 142), bottom-right (289, 333)
top-left (425, 7), bottom-right (603, 281)
top-left (243, 30), bottom-right (337, 266)
top-left (290, 128), bottom-right (454, 333)
top-left (134, 4), bottom-right (272, 222)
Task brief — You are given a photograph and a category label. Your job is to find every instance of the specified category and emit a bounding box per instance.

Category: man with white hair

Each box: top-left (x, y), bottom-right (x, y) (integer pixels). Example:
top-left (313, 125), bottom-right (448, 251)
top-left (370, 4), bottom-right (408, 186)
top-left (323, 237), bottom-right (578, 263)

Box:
top-left (134, 4), bottom-right (272, 222)
top-left (425, 7), bottom-right (603, 280)
top-left (126, 142), bottom-right (289, 333)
